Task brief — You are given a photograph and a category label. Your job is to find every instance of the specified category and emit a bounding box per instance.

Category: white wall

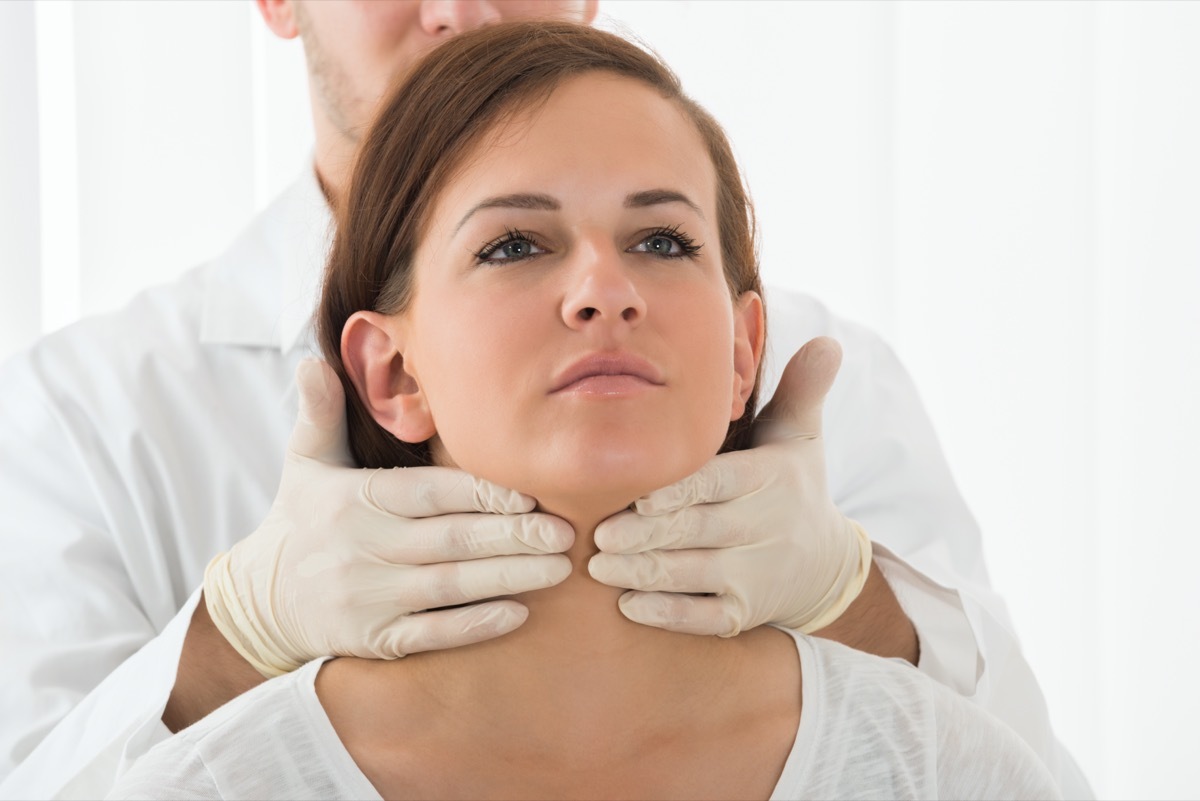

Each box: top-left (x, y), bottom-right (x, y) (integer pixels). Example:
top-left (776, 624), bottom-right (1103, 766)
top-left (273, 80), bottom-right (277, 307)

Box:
top-left (0, 1), bottom-right (41, 354)
top-left (2, 2), bottom-right (1198, 798)
top-left (0, 0), bottom-right (311, 337)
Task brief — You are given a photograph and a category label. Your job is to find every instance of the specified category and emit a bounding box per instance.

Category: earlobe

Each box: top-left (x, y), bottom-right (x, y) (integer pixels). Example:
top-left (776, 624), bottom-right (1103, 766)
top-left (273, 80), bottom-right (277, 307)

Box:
top-left (256, 0), bottom-right (300, 40)
top-left (729, 291), bottom-right (766, 420)
top-left (579, 1), bottom-right (601, 25)
top-left (341, 312), bottom-right (437, 443)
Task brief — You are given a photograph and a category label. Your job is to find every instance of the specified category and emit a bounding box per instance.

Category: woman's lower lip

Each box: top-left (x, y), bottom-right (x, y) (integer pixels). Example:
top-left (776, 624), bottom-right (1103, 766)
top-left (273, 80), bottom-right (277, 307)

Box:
top-left (555, 375), bottom-right (659, 396)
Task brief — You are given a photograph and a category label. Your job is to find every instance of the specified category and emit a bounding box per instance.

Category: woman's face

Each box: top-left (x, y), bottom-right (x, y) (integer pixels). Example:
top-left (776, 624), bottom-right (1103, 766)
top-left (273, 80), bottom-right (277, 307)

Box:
top-left (375, 73), bottom-right (762, 510)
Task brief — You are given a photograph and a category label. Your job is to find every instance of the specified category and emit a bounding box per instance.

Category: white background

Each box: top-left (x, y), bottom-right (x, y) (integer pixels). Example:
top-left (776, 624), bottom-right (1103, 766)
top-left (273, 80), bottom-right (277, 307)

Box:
top-left (2, 2), bottom-right (1198, 798)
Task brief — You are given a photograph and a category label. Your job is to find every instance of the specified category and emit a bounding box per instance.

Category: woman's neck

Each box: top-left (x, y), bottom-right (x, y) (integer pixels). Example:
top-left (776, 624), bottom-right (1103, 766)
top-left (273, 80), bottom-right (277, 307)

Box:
top-left (521, 494), bottom-right (631, 638)
top-left (385, 498), bottom-right (754, 743)
top-left (317, 496), bottom-right (803, 799)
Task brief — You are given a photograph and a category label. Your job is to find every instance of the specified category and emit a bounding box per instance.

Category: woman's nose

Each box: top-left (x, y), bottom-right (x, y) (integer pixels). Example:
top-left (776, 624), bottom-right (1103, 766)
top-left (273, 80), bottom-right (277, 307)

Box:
top-left (561, 246), bottom-right (648, 332)
top-left (418, 1), bottom-right (503, 38)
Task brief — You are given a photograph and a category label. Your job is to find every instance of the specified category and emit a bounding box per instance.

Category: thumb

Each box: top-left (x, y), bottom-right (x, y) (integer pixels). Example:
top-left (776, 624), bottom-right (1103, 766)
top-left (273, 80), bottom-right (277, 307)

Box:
top-left (755, 337), bottom-right (842, 440)
top-left (289, 358), bottom-right (354, 466)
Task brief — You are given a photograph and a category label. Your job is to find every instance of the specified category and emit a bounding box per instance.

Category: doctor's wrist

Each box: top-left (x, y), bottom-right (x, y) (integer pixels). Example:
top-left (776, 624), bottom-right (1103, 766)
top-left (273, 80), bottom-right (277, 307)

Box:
top-left (162, 593), bottom-right (267, 733)
top-left (811, 558), bottom-right (920, 665)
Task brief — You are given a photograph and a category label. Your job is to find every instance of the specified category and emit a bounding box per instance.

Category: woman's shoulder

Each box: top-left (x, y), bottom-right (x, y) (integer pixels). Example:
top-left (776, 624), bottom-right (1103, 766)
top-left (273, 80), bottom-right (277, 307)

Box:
top-left (925, 676), bottom-right (1063, 799)
top-left (108, 658), bottom-right (379, 800)
top-left (776, 632), bottom-right (1060, 799)
top-left (790, 629), bottom-right (936, 702)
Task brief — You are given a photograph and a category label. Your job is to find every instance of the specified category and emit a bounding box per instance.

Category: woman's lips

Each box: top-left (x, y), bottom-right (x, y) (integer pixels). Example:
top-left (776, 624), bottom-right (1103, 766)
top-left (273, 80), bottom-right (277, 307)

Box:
top-left (555, 374), bottom-right (660, 396)
top-left (550, 352), bottom-right (665, 395)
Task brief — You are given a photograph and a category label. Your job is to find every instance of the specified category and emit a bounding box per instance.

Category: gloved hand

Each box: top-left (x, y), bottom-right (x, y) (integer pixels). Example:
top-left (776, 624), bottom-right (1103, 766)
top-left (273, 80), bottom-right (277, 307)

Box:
top-left (205, 359), bottom-right (574, 677)
top-left (588, 337), bottom-right (872, 637)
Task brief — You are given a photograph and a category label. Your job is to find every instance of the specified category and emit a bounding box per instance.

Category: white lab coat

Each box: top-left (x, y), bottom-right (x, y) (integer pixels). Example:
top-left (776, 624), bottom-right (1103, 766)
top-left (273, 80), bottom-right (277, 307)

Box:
top-left (0, 167), bottom-right (1091, 799)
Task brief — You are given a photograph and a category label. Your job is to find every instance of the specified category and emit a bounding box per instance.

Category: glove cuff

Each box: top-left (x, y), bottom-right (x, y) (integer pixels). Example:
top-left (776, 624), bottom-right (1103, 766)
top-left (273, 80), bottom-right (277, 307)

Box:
top-left (796, 519), bottom-right (873, 633)
top-left (203, 552), bottom-right (301, 679)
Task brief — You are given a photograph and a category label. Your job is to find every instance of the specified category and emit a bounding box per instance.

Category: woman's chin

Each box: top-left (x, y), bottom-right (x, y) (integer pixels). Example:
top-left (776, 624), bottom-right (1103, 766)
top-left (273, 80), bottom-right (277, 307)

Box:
top-left (442, 424), bottom-right (725, 518)
top-left (517, 462), bottom-right (698, 521)
top-left (530, 481), bottom-right (641, 514)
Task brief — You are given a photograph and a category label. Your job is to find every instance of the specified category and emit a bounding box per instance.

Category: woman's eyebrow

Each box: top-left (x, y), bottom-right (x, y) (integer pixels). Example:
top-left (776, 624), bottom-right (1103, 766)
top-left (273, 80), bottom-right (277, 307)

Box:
top-left (454, 188), bottom-right (705, 235)
top-left (455, 193), bottom-right (560, 233)
top-left (625, 189), bottom-right (705, 219)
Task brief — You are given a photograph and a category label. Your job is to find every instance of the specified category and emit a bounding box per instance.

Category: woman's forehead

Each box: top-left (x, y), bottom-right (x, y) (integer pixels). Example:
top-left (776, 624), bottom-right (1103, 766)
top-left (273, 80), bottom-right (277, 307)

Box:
top-left (433, 74), bottom-right (717, 221)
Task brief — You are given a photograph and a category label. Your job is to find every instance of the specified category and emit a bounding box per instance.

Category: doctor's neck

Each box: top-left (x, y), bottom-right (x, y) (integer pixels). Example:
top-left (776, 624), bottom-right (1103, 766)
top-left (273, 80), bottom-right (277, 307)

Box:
top-left (313, 155), bottom-right (347, 211)
top-left (309, 84), bottom-right (361, 210)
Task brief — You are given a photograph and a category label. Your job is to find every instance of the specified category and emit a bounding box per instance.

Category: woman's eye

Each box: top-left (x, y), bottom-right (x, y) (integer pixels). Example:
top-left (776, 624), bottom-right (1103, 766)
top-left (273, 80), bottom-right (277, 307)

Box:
top-left (477, 231), bottom-right (546, 264)
top-left (639, 235), bottom-right (681, 256)
top-left (630, 228), bottom-right (702, 259)
top-left (496, 240), bottom-right (537, 259)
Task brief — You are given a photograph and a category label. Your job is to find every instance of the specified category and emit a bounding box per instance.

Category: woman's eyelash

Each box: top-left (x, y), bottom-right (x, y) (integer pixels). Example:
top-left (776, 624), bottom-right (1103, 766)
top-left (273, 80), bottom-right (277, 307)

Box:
top-left (474, 228), bottom-right (544, 263)
top-left (644, 224), bottom-right (703, 258)
top-left (474, 225), bottom-right (702, 263)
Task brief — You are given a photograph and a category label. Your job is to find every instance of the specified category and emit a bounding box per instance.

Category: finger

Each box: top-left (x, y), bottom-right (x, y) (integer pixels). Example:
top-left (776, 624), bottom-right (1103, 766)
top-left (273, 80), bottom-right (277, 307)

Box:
top-left (630, 449), bottom-right (771, 516)
top-left (587, 550), bottom-right (723, 595)
top-left (290, 358), bottom-right (354, 466)
top-left (361, 466), bottom-right (537, 518)
top-left (369, 554), bottom-right (573, 610)
top-left (366, 512), bottom-right (574, 563)
top-left (370, 600), bottom-right (531, 657)
top-left (617, 591), bottom-right (747, 638)
top-left (470, 475), bottom-right (542, 515)
top-left (594, 505), bottom-right (754, 554)
top-left (754, 337), bottom-right (842, 444)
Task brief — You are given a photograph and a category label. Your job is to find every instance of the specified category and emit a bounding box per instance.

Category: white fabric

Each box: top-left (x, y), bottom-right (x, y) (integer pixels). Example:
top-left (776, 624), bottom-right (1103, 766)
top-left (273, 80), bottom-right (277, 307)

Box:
top-left (0, 167), bottom-right (1090, 799)
top-left (106, 630), bottom-right (1061, 801)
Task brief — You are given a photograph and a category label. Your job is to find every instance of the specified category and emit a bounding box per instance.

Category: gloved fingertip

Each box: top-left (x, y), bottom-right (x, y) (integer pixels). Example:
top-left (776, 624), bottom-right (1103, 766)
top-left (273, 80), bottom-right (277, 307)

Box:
top-left (633, 460), bottom-right (728, 513)
top-left (473, 478), bottom-right (538, 514)
top-left (469, 600), bottom-right (529, 636)
top-left (800, 335), bottom-right (843, 370)
top-left (632, 488), bottom-right (682, 516)
top-left (761, 336), bottom-right (843, 430)
top-left (296, 357), bottom-right (338, 399)
top-left (522, 517), bottom-right (574, 554)
top-left (618, 592), bottom-right (743, 637)
top-left (295, 358), bottom-right (344, 426)
top-left (295, 357), bottom-right (324, 380)
top-left (616, 591), bottom-right (666, 627)
top-left (545, 554), bottom-right (574, 585)
top-left (586, 553), bottom-right (611, 582)
top-left (591, 519), bottom-right (622, 553)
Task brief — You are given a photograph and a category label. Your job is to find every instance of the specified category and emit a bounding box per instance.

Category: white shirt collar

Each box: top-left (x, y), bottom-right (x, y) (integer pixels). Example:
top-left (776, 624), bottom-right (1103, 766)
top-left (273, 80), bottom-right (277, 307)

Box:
top-left (199, 165), bottom-right (333, 354)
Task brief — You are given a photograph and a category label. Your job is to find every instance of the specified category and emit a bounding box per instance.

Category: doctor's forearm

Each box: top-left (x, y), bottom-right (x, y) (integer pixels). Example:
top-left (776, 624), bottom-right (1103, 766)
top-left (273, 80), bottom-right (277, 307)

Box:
top-left (812, 559), bottom-right (920, 665)
top-left (162, 595), bottom-right (266, 733)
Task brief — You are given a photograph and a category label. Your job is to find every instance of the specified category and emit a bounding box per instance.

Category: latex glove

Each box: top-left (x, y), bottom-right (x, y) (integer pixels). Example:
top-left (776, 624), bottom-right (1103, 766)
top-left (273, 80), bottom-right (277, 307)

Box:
top-left (588, 337), bottom-right (872, 637)
top-left (205, 359), bottom-right (573, 677)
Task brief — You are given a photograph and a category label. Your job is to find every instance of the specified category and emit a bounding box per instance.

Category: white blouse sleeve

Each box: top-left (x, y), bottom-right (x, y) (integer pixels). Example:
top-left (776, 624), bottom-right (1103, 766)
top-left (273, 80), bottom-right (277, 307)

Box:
top-left (931, 678), bottom-right (1063, 800)
top-left (105, 749), bottom-right (219, 801)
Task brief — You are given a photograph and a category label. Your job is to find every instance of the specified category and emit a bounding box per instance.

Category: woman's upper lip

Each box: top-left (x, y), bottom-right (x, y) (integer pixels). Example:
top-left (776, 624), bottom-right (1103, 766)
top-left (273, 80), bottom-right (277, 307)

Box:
top-left (550, 352), bottom-right (665, 393)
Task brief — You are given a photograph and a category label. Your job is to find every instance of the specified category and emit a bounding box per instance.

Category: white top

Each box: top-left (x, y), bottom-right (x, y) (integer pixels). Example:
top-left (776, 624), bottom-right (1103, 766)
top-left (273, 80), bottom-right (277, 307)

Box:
top-left (107, 631), bottom-right (1061, 801)
top-left (0, 168), bottom-right (1090, 799)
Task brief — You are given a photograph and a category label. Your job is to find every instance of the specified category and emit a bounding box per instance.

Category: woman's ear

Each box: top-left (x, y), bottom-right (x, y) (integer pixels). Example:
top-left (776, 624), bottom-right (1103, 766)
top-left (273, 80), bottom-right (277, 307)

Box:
top-left (341, 311), bottom-right (436, 443)
top-left (256, 0), bottom-right (299, 40)
top-left (580, 1), bottom-right (601, 25)
top-left (730, 291), bottom-right (766, 421)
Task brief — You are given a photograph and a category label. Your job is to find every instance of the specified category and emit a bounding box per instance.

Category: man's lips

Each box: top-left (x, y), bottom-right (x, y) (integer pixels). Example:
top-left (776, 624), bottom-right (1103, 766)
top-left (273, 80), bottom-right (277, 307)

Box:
top-left (550, 352), bottom-right (665, 394)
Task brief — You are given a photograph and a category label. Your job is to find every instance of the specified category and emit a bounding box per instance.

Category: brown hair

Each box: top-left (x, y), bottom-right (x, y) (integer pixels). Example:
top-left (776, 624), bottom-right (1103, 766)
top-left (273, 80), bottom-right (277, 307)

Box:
top-left (317, 21), bottom-right (764, 469)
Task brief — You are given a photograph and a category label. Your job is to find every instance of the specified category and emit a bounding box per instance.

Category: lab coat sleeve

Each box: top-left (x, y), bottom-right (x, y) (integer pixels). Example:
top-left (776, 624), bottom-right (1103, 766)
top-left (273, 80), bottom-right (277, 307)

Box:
top-left (0, 349), bottom-right (197, 800)
top-left (0, 596), bottom-right (199, 801)
top-left (766, 290), bottom-right (1091, 798)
